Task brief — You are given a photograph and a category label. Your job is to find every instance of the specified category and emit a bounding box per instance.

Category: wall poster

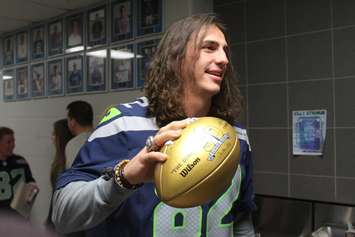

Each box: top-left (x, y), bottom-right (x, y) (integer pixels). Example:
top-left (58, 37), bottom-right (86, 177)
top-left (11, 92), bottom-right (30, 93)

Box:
top-left (292, 110), bottom-right (327, 156)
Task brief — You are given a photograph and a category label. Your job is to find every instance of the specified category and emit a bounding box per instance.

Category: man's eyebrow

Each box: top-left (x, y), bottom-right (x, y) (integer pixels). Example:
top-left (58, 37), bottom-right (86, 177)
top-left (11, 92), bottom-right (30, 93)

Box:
top-left (202, 40), bottom-right (218, 44)
top-left (202, 40), bottom-right (228, 48)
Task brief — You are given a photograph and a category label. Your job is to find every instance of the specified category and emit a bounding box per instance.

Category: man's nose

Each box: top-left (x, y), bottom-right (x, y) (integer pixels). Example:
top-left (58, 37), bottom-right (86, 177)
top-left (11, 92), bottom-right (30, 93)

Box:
top-left (216, 49), bottom-right (229, 66)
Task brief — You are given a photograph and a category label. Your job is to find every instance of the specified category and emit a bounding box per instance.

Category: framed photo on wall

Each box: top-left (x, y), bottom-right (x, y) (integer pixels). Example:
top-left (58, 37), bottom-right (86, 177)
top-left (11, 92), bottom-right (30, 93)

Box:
top-left (16, 31), bottom-right (28, 63)
top-left (137, 39), bottom-right (159, 88)
top-left (87, 51), bottom-right (106, 92)
top-left (88, 6), bottom-right (106, 46)
top-left (66, 55), bottom-right (84, 94)
top-left (31, 26), bottom-right (45, 60)
top-left (16, 66), bottom-right (29, 99)
top-left (66, 14), bottom-right (84, 49)
top-left (138, 0), bottom-right (162, 36)
top-left (48, 20), bottom-right (63, 56)
top-left (47, 59), bottom-right (64, 96)
top-left (2, 69), bottom-right (15, 101)
top-left (110, 44), bottom-right (134, 90)
top-left (31, 63), bottom-right (45, 98)
top-left (112, 0), bottom-right (133, 42)
top-left (3, 36), bottom-right (14, 66)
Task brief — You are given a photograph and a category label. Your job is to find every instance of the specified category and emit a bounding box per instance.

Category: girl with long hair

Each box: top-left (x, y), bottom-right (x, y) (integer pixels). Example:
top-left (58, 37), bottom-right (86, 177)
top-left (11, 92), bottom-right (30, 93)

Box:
top-left (50, 119), bottom-right (74, 190)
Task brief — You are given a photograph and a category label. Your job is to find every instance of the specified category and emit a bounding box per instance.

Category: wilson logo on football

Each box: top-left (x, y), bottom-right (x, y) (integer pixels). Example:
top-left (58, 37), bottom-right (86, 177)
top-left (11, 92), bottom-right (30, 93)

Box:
top-left (179, 157), bottom-right (201, 177)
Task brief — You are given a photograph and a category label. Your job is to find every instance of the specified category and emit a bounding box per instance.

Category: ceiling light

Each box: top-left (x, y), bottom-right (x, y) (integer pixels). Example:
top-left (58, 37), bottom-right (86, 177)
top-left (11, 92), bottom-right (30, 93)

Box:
top-left (65, 46), bottom-right (84, 53)
top-left (3, 75), bottom-right (13, 80)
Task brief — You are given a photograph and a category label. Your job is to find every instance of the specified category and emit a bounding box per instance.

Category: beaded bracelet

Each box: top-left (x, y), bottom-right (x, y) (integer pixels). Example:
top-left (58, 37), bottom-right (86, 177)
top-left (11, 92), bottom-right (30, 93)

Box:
top-left (114, 159), bottom-right (143, 190)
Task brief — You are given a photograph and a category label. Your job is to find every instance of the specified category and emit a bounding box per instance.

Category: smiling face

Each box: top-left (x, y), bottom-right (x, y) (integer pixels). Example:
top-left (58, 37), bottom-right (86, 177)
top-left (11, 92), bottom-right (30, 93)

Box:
top-left (182, 25), bottom-right (229, 100)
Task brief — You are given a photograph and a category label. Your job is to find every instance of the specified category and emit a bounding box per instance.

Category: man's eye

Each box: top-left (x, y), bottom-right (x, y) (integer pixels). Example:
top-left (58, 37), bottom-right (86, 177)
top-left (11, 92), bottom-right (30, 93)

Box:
top-left (203, 45), bottom-right (215, 51)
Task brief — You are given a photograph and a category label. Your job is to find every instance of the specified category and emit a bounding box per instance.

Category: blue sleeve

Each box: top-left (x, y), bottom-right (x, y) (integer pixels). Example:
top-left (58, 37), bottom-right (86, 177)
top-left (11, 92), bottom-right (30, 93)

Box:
top-left (234, 140), bottom-right (256, 214)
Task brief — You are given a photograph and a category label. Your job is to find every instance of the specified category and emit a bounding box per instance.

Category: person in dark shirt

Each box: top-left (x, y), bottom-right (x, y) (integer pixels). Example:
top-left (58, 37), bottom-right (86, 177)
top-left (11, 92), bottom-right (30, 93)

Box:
top-left (92, 13), bottom-right (103, 40)
top-left (50, 24), bottom-right (62, 51)
top-left (69, 62), bottom-right (82, 88)
top-left (32, 29), bottom-right (44, 58)
top-left (0, 127), bottom-right (36, 216)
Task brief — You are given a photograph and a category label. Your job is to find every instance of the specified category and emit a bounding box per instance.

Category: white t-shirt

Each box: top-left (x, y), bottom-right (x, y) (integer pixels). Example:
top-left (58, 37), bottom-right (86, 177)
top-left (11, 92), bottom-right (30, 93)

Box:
top-left (65, 131), bottom-right (91, 168)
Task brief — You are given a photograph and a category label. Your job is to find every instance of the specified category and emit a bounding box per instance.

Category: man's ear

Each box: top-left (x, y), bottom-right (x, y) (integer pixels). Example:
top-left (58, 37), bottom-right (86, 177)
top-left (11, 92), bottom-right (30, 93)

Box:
top-left (67, 117), bottom-right (76, 131)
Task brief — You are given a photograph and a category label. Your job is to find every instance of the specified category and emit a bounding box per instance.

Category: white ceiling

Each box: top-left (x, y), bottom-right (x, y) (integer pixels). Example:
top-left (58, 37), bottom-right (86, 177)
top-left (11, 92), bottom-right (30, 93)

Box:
top-left (0, 0), bottom-right (105, 35)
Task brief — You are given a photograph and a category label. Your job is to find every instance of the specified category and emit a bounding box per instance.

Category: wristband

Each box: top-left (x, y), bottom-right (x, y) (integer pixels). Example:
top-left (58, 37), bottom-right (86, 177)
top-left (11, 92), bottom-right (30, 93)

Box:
top-left (114, 160), bottom-right (143, 190)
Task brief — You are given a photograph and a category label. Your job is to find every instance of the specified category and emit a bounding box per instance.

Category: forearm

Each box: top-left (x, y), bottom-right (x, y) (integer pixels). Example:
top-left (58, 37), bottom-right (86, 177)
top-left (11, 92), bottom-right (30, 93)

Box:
top-left (52, 177), bottom-right (134, 233)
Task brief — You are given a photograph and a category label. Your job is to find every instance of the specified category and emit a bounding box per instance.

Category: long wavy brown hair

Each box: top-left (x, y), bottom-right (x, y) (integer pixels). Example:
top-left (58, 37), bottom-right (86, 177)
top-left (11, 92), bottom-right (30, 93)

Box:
top-left (50, 119), bottom-right (74, 190)
top-left (144, 14), bottom-right (243, 127)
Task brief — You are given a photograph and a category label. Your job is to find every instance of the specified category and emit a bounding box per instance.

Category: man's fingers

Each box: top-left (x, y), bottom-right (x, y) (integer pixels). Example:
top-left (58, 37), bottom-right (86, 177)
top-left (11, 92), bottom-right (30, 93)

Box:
top-left (154, 129), bottom-right (182, 147)
top-left (143, 151), bottom-right (167, 163)
top-left (158, 118), bottom-right (195, 134)
top-left (146, 118), bottom-right (197, 152)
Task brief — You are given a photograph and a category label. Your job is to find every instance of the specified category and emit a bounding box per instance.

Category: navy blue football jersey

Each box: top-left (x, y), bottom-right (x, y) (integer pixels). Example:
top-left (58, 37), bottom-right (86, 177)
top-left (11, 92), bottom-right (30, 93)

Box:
top-left (0, 155), bottom-right (35, 211)
top-left (57, 97), bottom-right (255, 237)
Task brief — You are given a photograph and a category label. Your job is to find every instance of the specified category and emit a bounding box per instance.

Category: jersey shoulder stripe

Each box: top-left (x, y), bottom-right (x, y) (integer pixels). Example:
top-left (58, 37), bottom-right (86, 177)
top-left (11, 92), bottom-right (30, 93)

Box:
top-left (90, 97), bottom-right (156, 142)
top-left (88, 116), bottom-right (158, 142)
top-left (118, 96), bottom-right (149, 117)
top-left (121, 96), bottom-right (149, 109)
top-left (97, 97), bottom-right (149, 127)
top-left (233, 125), bottom-right (251, 151)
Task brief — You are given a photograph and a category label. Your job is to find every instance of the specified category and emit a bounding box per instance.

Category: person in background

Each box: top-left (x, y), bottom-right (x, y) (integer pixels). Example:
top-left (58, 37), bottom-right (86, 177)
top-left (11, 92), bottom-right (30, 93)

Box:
top-left (91, 13), bottom-right (103, 40)
top-left (32, 29), bottom-right (44, 57)
top-left (0, 127), bottom-right (36, 217)
top-left (50, 24), bottom-right (61, 50)
top-left (68, 19), bottom-right (82, 46)
top-left (68, 62), bottom-right (82, 88)
top-left (49, 64), bottom-right (62, 92)
top-left (4, 38), bottom-right (13, 65)
top-left (32, 72), bottom-right (43, 94)
top-left (52, 14), bottom-right (255, 236)
top-left (90, 58), bottom-right (103, 85)
top-left (116, 4), bottom-right (130, 34)
top-left (49, 119), bottom-right (74, 190)
top-left (65, 101), bottom-right (93, 168)
top-left (46, 119), bottom-right (74, 231)
top-left (17, 33), bottom-right (27, 60)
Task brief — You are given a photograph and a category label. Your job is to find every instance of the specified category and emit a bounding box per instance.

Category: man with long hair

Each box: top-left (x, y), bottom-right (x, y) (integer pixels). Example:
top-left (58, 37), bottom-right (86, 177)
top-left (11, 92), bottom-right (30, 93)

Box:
top-left (52, 14), bottom-right (255, 236)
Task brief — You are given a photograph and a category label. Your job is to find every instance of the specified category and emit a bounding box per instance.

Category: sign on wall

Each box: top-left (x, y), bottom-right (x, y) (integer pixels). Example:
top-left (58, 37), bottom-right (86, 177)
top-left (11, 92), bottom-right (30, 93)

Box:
top-left (292, 110), bottom-right (327, 156)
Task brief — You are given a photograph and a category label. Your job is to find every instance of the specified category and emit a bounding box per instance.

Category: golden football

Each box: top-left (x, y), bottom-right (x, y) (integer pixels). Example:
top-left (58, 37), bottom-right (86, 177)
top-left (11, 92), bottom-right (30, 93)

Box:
top-left (154, 117), bottom-right (240, 208)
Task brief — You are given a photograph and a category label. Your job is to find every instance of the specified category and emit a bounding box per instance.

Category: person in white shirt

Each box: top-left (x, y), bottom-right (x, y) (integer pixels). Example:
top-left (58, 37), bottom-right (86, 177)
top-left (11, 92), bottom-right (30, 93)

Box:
top-left (68, 20), bottom-right (82, 47)
top-left (65, 101), bottom-right (93, 168)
